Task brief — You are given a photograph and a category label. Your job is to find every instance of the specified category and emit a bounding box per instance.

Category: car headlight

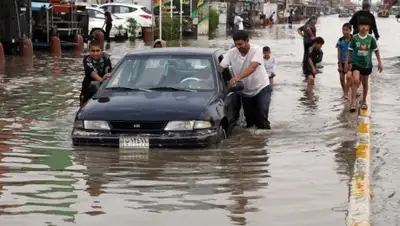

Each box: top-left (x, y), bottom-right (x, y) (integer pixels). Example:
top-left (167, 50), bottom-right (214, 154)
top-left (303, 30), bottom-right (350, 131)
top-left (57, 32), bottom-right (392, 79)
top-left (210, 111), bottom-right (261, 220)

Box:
top-left (83, 120), bottom-right (110, 130)
top-left (164, 120), bottom-right (212, 131)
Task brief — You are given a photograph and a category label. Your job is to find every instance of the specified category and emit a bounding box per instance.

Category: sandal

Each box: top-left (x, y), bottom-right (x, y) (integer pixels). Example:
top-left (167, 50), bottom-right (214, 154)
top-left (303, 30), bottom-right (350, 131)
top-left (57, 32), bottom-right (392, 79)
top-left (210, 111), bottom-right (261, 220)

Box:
top-left (349, 104), bottom-right (357, 112)
top-left (361, 103), bottom-right (368, 110)
top-left (344, 96), bottom-right (348, 102)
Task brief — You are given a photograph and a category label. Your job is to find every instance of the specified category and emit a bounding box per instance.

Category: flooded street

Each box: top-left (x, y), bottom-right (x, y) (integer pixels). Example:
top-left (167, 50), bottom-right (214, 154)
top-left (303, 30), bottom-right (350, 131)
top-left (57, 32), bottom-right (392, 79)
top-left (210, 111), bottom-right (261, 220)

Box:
top-left (0, 15), bottom-right (398, 226)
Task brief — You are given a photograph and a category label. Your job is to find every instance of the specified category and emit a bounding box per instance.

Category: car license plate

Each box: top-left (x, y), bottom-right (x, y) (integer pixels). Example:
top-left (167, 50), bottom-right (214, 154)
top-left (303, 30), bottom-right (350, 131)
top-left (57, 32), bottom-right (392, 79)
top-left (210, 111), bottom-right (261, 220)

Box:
top-left (119, 136), bottom-right (149, 149)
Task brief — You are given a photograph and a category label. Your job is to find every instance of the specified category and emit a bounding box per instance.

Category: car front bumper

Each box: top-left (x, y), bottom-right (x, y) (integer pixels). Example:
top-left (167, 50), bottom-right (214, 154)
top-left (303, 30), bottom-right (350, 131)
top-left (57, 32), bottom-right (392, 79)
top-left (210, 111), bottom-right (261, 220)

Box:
top-left (71, 128), bottom-right (219, 148)
top-left (110, 28), bottom-right (127, 38)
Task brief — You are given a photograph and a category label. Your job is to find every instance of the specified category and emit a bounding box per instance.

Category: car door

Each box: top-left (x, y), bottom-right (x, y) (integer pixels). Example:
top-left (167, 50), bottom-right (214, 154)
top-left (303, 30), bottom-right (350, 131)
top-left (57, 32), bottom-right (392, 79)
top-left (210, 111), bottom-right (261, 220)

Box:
top-left (217, 53), bottom-right (241, 125)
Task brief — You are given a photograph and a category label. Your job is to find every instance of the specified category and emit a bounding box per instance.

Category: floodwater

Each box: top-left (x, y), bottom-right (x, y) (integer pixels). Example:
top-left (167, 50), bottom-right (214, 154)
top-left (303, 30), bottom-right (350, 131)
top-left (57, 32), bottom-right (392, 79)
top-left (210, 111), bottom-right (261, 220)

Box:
top-left (0, 15), bottom-right (397, 226)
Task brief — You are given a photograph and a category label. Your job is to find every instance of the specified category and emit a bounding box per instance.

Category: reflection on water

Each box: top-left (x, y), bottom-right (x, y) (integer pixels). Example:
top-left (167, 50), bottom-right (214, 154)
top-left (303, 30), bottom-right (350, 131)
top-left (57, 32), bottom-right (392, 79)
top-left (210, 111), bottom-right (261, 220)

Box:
top-left (0, 16), bottom-right (397, 226)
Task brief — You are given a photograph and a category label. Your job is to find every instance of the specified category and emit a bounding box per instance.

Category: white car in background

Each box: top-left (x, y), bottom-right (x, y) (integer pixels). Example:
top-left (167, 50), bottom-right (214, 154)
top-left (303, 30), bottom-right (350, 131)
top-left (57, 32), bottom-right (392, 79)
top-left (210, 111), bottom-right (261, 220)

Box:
top-left (98, 3), bottom-right (153, 29)
top-left (86, 6), bottom-right (142, 39)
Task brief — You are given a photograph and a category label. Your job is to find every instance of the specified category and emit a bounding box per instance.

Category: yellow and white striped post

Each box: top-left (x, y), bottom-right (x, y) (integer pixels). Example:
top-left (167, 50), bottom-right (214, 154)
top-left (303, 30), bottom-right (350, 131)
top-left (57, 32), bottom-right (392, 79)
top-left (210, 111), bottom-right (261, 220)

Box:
top-left (347, 79), bottom-right (372, 226)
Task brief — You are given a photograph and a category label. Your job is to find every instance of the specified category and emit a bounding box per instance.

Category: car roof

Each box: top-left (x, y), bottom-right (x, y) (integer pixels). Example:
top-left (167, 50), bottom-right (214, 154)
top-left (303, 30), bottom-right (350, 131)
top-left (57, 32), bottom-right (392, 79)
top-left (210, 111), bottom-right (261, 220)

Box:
top-left (126, 47), bottom-right (223, 57)
top-left (100, 3), bottom-right (146, 9)
top-left (86, 6), bottom-right (101, 11)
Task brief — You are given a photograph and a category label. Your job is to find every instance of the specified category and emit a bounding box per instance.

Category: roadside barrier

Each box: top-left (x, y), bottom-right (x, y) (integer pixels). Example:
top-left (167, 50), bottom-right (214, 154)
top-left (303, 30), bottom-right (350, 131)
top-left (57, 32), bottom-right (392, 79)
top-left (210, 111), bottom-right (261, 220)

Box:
top-left (50, 36), bottom-right (62, 56)
top-left (75, 34), bottom-right (84, 56)
top-left (347, 79), bottom-right (372, 226)
top-left (20, 38), bottom-right (33, 58)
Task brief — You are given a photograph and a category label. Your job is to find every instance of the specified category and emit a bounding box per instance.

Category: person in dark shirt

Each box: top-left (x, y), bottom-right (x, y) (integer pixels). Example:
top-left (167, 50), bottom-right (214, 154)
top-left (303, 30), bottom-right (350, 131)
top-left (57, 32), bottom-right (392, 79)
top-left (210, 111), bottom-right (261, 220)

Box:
top-left (303, 37), bottom-right (325, 94)
top-left (288, 9), bottom-right (294, 28)
top-left (336, 22), bottom-right (353, 101)
top-left (297, 16), bottom-right (317, 65)
top-left (349, 2), bottom-right (380, 40)
top-left (80, 40), bottom-right (112, 107)
top-left (104, 9), bottom-right (113, 43)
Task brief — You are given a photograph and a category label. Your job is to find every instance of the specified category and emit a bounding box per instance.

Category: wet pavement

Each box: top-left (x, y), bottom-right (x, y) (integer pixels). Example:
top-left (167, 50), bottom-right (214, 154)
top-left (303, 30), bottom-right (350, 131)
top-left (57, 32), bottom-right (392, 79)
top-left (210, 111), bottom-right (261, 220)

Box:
top-left (0, 15), bottom-right (398, 226)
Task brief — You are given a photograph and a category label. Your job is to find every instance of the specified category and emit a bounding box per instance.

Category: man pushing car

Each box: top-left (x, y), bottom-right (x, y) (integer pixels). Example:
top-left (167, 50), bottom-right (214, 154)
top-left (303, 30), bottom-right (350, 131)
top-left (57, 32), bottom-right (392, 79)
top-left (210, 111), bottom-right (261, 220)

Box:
top-left (220, 30), bottom-right (272, 130)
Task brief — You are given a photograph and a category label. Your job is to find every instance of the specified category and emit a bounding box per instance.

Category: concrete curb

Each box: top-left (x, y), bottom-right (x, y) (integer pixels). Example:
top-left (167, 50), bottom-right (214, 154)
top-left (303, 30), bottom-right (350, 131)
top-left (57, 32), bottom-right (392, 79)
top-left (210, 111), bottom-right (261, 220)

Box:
top-left (347, 79), bottom-right (371, 226)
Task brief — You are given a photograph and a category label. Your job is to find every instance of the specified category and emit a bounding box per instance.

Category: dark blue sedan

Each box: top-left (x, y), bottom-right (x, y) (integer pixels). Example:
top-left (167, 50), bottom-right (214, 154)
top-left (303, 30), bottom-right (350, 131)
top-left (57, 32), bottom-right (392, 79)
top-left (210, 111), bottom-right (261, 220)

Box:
top-left (72, 47), bottom-right (244, 148)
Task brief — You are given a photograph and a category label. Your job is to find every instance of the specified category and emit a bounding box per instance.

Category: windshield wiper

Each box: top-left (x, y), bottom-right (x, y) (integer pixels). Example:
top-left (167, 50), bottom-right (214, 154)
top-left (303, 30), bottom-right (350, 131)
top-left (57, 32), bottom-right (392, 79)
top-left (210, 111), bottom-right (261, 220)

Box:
top-left (148, 87), bottom-right (197, 92)
top-left (105, 86), bottom-right (151, 92)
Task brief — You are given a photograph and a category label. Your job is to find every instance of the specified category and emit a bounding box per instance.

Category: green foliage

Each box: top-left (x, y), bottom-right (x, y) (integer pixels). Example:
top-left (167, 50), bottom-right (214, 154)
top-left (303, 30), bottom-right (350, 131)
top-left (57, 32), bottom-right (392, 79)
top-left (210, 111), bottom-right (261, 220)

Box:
top-left (161, 16), bottom-right (190, 41)
top-left (208, 7), bottom-right (219, 35)
top-left (126, 18), bottom-right (138, 41)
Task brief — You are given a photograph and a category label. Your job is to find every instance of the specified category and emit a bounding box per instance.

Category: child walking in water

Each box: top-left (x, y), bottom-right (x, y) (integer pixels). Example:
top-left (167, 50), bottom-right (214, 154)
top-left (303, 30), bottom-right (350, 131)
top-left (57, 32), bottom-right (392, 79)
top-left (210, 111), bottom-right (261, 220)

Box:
top-left (345, 18), bottom-right (382, 112)
top-left (303, 37), bottom-right (325, 94)
top-left (336, 23), bottom-right (353, 101)
top-left (263, 46), bottom-right (276, 85)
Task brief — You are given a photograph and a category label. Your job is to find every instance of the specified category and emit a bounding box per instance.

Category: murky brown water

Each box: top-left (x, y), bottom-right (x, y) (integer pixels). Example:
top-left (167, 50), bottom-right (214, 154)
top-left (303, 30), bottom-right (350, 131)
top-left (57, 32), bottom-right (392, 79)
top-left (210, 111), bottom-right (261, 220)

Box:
top-left (0, 15), bottom-right (397, 226)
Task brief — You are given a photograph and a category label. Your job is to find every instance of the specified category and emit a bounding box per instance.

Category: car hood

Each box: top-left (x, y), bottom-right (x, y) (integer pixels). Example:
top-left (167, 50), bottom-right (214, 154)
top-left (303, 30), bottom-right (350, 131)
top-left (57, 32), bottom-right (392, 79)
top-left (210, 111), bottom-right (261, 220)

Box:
top-left (80, 91), bottom-right (216, 121)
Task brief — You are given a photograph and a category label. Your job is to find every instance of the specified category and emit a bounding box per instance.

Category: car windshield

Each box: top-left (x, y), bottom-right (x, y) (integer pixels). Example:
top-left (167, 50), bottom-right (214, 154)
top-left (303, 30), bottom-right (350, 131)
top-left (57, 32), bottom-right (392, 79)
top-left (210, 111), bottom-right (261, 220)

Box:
top-left (105, 55), bottom-right (216, 91)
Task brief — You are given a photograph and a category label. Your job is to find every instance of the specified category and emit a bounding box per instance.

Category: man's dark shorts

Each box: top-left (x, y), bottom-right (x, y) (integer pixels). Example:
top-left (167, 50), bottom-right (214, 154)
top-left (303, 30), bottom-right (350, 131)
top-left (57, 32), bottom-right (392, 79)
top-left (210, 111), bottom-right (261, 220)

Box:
top-left (269, 73), bottom-right (276, 79)
top-left (351, 64), bottom-right (372, 76)
top-left (241, 85), bottom-right (272, 129)
top-left (303, 64), bottom-right (315, 78)
top-left (304, 69), bottom-right (315, 78)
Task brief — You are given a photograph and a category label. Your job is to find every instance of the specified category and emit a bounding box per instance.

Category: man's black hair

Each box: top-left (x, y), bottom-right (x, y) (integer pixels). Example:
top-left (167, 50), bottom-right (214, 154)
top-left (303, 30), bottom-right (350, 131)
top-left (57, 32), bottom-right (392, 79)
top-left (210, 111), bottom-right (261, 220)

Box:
top-left (315, 37), bottom-right (325, 45)
top-left (343, 22), bottom-right (352, 30)
top-left (263, 46), bottom-right (271, 52)
top-left (233, 30), bottom-right (249, 41)
top-left (362, 2), bottom-right (370, 10)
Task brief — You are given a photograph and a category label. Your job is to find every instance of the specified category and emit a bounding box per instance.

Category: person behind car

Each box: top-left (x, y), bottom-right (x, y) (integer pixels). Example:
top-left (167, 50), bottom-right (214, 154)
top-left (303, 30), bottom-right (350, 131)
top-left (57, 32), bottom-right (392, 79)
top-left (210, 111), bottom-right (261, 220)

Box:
top-left (220, 30), bottom-right (272, 130)
top-left (262, 46), bottom-right (276, 86)
top-left (349, 2), bottom-right (380, 40)
top-left (104, 8), bottom-right (113, 43)
top-left (153, 39), bottom-right (167, 48)
top-left (233, 13), bottom-right (244, 33)
top-left (80, 40), bottom-right (112, 107)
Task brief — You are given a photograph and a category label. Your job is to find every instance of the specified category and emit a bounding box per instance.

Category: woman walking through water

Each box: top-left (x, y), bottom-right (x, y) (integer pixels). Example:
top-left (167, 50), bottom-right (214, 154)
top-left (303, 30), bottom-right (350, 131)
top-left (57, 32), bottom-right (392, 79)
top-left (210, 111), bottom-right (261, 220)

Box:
top-left (297, 16), bottom-right (318, 65)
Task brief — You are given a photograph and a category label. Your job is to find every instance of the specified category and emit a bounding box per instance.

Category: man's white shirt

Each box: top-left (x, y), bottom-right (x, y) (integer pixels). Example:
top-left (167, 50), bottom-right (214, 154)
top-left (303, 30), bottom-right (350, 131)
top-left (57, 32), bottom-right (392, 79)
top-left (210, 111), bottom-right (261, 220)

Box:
top-left (234, 15), bottom-right (244, 30)
top-left (220, 43), bottom-right (270, 97)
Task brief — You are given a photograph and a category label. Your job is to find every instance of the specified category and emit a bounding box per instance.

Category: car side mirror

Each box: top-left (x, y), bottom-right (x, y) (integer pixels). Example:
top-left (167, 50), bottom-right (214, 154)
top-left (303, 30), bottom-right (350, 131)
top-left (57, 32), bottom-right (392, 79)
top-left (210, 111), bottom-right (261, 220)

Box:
top-left (89, 81), bottom-right (101, 94)
top-left (227, 81), bottom-right (244, 95)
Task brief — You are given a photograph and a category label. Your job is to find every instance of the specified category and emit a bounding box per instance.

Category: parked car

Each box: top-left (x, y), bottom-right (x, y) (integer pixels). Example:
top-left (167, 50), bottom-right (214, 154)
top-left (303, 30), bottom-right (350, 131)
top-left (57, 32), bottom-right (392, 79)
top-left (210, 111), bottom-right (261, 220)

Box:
top-left (98, 3), bottom-right (153, 29)
top-left (86, 6), bottom-right (142, 39)
top-left (378, 8), bottom-right (390, 18)
top-left (72, 48), bottom-right (244, 148)
top-left (338, 10), bottom-right (352, 17)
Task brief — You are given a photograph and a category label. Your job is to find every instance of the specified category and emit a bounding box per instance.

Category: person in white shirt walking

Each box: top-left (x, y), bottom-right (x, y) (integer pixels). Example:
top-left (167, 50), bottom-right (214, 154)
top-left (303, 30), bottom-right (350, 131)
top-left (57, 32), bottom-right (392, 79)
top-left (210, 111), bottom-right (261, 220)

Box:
top-left (263, 46), bottom-right (276, 86)
top-left (233, 13), bottom-right (244, 33)
top-left (220, 31), bottom-right (272, 129)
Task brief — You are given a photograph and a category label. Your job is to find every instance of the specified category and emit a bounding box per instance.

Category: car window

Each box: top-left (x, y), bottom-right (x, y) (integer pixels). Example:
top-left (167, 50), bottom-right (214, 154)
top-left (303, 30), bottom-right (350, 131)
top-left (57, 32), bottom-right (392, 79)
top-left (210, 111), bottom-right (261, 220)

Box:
top-left (101, 5), bottom-right (113, 12)
top-left (114, 6), bottom-right (136, 14)
top-left (106, 55), bottom-right (216, 91)
top-left (87, 9), bottom-right (96, 18)
top-left (140, 7), bottom-right (152, 14)
top-left (94, 10), bottom-right (105, 19)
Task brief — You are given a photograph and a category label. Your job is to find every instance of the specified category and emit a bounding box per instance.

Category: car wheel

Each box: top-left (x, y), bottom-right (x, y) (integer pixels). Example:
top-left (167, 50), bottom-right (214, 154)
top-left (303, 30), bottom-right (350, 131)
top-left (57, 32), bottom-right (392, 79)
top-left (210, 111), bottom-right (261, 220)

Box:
top-left (216, 125), bottom-right (227, 143)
